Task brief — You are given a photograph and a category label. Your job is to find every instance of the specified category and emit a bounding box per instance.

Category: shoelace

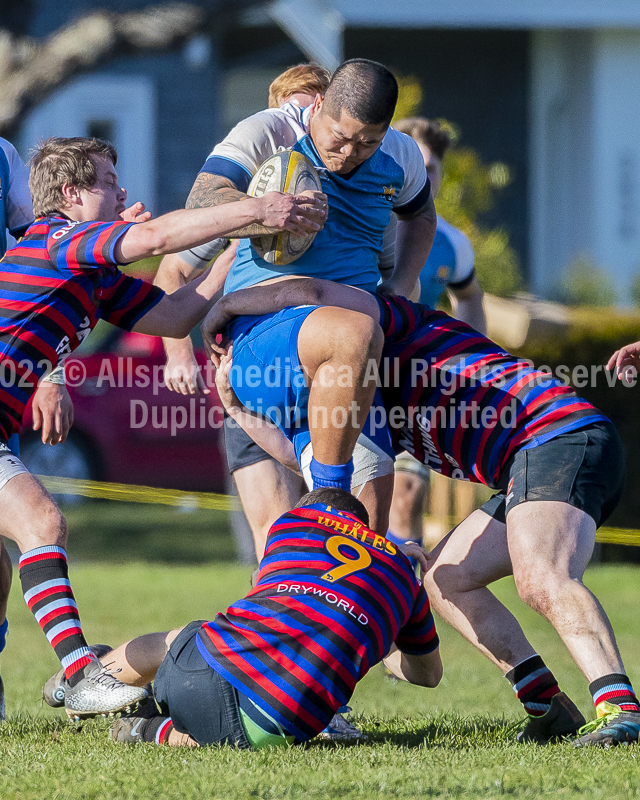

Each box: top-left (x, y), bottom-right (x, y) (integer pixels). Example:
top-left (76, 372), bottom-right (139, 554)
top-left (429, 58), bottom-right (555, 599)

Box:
top-left (87, 663), bottom-right (125, 691)
top-left (576, 708), bottom-right (623, 737)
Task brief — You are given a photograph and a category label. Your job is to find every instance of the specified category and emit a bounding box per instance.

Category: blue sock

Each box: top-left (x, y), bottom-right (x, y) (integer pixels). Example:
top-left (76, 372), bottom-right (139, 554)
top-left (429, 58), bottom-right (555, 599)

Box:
top-left (310, 457), bottom-right (354, 491)
top-left (0, 619), bottom-right (8, 654)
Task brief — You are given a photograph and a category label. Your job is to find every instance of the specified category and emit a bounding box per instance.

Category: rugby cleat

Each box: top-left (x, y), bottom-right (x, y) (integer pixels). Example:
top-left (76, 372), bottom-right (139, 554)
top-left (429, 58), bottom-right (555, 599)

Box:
top-left (64, 660), bottom-right (148, 720)
top-left (517, 692), bottom-right (586, 744)
top-left (316, 710), bottom-right (366, 742)
top-left (573, 702), bottom-right (640, 748)
top-left (43, 644), bottom-right (113, 708)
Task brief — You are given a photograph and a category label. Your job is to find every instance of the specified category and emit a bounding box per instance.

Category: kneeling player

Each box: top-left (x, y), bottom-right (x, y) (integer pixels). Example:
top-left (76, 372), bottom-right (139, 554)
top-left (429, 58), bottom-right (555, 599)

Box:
top-left (0, 136), bottom-right (323, 719)
top-left (203, 279), bottom-right (639, 748)
top-left (43, 488), bottom-right (441, 747)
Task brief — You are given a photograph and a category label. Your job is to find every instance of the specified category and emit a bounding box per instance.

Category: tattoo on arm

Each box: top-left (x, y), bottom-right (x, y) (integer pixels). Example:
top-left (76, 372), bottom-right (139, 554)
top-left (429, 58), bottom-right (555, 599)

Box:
top-left (186, 173), bottom-right (246, 209)
top-left (185, 172), bottom-right (283, 238)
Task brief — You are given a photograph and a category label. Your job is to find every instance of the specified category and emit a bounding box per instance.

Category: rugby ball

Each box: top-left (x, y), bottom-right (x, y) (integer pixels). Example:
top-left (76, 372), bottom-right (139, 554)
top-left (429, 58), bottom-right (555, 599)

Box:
top-left (247, 150), bottom-right (322, 265)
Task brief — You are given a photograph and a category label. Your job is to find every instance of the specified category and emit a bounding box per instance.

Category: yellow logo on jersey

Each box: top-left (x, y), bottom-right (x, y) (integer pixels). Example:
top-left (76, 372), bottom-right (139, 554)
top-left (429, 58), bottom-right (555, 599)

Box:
top-left (437, 265), bottom-right (450, 281)
top-left (383, 186), bottom-right (396, 200)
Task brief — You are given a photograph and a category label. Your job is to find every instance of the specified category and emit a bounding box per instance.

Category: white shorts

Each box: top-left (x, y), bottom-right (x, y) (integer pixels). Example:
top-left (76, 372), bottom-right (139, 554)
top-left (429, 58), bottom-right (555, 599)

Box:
top-left (300, 434), bottom-right (395, 494)
top-left (394, 452), bottom-right (430, 481)
top-left (0, 441), bottom-right (28, 491)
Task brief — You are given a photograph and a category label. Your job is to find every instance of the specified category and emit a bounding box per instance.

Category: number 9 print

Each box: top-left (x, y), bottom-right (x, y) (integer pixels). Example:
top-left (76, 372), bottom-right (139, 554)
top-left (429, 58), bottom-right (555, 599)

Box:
top-left (320, 536), bottom-right (372, 583)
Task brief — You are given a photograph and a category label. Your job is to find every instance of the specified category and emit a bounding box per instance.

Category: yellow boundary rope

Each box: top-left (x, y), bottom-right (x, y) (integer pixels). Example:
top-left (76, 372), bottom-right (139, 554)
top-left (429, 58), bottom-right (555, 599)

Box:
top-left (38, 475), bottom-right (238, 512)
top-left (37, 476), bottom-right (640, 547)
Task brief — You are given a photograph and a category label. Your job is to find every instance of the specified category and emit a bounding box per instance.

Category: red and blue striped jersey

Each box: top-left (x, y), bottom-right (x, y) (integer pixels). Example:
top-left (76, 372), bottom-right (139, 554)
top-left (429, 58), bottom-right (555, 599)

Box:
top-left (0, 214), bottom-right (164, 438)
top-left (197, 503), bottom-right (438, 742)
top-left (377, 295), bottom-right (607, 488)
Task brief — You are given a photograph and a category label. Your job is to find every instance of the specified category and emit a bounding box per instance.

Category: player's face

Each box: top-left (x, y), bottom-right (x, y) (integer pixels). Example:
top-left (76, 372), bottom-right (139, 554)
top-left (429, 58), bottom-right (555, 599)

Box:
top-left (418, 143), bottom-right (443, 197)
top-left (309, 97), bottom-right (388, 174)
top-left (77, 156), bottom-right (128, 221)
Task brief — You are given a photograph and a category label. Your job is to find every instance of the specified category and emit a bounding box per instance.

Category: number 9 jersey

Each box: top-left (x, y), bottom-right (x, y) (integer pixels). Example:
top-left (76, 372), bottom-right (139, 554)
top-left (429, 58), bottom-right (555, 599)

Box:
top-left (197, 503), bottom-right (438, 743)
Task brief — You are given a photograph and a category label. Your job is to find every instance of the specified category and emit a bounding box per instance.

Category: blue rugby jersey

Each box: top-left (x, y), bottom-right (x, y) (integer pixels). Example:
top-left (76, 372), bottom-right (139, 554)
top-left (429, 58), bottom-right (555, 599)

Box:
top-left (201, 103), bottom-right (431, 294)
top-left (0, 215), bottom-right (164, 438)
top-left (381, 215), bottom-right (475, 307)
top-left (0, 138), bottom-right (33, 256)
top-left (418, 217), bottom-right (475, 307)
top-left (376, 295), bottom-right (608, 488)
top-left (197, 503), bottom-right (438, 742)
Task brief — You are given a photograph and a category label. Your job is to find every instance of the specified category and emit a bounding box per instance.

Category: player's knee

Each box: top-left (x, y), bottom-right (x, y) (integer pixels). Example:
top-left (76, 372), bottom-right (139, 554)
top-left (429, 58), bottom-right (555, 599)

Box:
top-left (337, 313), bottom-right (382, 361)
top-left (513, 569), bottom-right (557, 617)
top-left (31, 500), bottom-right (68, 548)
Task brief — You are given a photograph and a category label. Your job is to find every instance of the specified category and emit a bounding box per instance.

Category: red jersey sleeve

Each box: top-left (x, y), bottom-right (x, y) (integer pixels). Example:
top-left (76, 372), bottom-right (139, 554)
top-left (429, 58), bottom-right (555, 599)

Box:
top-left (46, 218), bottom-right (133, 274)
top-left (96, 272), bottom-right (164, 331)
top-left (394, 583), bottom-right (440, 655)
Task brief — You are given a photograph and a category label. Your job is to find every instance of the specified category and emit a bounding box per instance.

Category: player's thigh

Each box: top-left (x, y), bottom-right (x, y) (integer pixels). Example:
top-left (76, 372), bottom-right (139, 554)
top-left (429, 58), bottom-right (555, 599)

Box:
top-left (234, 458), bottom-right (305, 532)
top-left (355, 473), bottom-right (394, 534)
top-left (503, 422), bottom-right (624, 585)
top-left (154, 621), bottom-right (247, 748)
top-left (297, 306), bottom-right (381, 375)
top-left (426, 509), bottom-right (512, 595)
top-left (507, 501), bottom-right (596, 588)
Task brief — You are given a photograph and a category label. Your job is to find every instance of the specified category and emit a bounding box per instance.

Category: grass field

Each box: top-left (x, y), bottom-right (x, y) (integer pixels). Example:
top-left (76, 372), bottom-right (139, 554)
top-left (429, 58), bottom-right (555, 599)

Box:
top-left (2, 503), bottom-right (640, 799)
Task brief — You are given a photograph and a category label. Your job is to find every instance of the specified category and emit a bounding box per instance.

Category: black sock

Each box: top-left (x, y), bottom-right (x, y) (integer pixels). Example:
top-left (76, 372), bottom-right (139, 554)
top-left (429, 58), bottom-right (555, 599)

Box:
top-left (138, 715), bottom-right (174, 744)
top-left (590, 674), bottom-right (640, 713)
top-left (505, 655), bottom-right (560, 717)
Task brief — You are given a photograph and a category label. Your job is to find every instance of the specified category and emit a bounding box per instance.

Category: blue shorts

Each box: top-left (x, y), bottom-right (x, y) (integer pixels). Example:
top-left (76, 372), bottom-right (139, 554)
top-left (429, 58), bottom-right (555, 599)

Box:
top-left (228, 308), bottom-right (394, 463)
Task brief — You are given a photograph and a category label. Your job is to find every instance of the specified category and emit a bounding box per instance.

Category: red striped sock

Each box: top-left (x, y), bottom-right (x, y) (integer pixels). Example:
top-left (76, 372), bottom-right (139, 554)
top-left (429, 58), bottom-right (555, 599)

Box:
top-left (19, 546), bottom-right (94, 686)
top-left (139, 716), bottom-right (174, 744)
top-left (590, 674), bottom-right (640, 713)
top-left (506, 655), bottom-right (560, 717)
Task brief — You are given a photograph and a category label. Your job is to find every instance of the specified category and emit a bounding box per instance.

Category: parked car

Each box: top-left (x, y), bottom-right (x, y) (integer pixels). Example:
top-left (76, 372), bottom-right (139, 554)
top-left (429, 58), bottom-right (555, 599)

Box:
top-left (20, 323), bottom-right (228, 494)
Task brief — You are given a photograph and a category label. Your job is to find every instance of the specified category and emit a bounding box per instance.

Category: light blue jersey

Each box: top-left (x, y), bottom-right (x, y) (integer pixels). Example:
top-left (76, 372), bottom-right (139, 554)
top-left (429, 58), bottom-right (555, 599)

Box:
top-left (0, 139), bottom-right (32, 455)
top-left (200, 104), bottom-right (430, 294)
top-left (418, 216), bottom-right (475, 307)
top-left (0, 138), bottom-right (33, 258)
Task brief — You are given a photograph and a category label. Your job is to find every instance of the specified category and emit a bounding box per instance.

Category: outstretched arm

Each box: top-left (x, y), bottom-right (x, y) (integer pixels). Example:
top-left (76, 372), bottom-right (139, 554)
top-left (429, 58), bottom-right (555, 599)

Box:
top-left (201, 278), bottom-right (380, 353)
top-left (115, 191), bottom-right (325, 264)
top-left (186, 173), bottom-right (327, 238)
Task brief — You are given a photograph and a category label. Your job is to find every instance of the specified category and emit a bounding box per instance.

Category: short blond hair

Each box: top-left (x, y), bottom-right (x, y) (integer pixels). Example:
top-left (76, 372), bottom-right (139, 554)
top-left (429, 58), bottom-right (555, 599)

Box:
top-left (268, 63), bottom-right (331, 108)
top-left (29, 137), bottom-right (117, 218)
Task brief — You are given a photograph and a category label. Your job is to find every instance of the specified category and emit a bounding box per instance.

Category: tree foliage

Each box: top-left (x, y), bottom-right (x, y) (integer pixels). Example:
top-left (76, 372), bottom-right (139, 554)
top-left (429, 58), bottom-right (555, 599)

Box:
top-left (0, 0), bottom-right (263, 138)
top-left (392, 73), bottom-right (523, 297)
top-left (437, 145), bottom-right (523, 298)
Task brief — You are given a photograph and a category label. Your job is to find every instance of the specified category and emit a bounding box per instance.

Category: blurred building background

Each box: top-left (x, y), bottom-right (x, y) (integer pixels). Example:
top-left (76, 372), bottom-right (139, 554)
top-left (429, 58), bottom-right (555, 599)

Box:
top-left (11, 0), bottom-right (640, 305)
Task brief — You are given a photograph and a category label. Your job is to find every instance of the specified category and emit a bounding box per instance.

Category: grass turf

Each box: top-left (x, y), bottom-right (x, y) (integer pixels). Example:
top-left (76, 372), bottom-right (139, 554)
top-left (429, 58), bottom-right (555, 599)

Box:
top-left (1, 504), bottom-right (640, 798)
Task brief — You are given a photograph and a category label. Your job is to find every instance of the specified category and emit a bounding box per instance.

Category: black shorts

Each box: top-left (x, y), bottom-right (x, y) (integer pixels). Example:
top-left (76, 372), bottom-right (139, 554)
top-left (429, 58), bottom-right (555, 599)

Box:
top-left (153, 620), bottom-right (249, 748)
top-left (480, 421), bottom-right (625, 527)
top-left (224, 412), bottom-right (271, 474)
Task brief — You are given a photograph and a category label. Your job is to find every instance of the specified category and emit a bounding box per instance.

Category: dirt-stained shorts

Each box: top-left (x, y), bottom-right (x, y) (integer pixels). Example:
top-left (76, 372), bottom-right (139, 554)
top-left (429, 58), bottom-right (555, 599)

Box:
top-left (480, 422), bottom-right (625, 527)
top-left (0, 440), bottom-right (28, 491)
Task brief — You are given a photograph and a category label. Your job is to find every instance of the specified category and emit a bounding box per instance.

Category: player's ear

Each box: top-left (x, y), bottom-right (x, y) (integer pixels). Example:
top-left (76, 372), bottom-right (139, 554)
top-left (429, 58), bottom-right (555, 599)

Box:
top-left (60, 182), bottom-right (80, 207)
top-left (310, 94), bottom-right (324, 117)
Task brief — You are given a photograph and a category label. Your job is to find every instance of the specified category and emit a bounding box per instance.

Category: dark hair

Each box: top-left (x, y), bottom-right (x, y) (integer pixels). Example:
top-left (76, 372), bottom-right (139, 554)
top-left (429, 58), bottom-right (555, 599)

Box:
top-left (29, 136), bottom-right (117, 218)
top-left (294, 488), bottom-right (369, 526)
top-left (393, 117), bottom-right (452, 161)
top-left (322, 58), bottom-right (398, 126)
